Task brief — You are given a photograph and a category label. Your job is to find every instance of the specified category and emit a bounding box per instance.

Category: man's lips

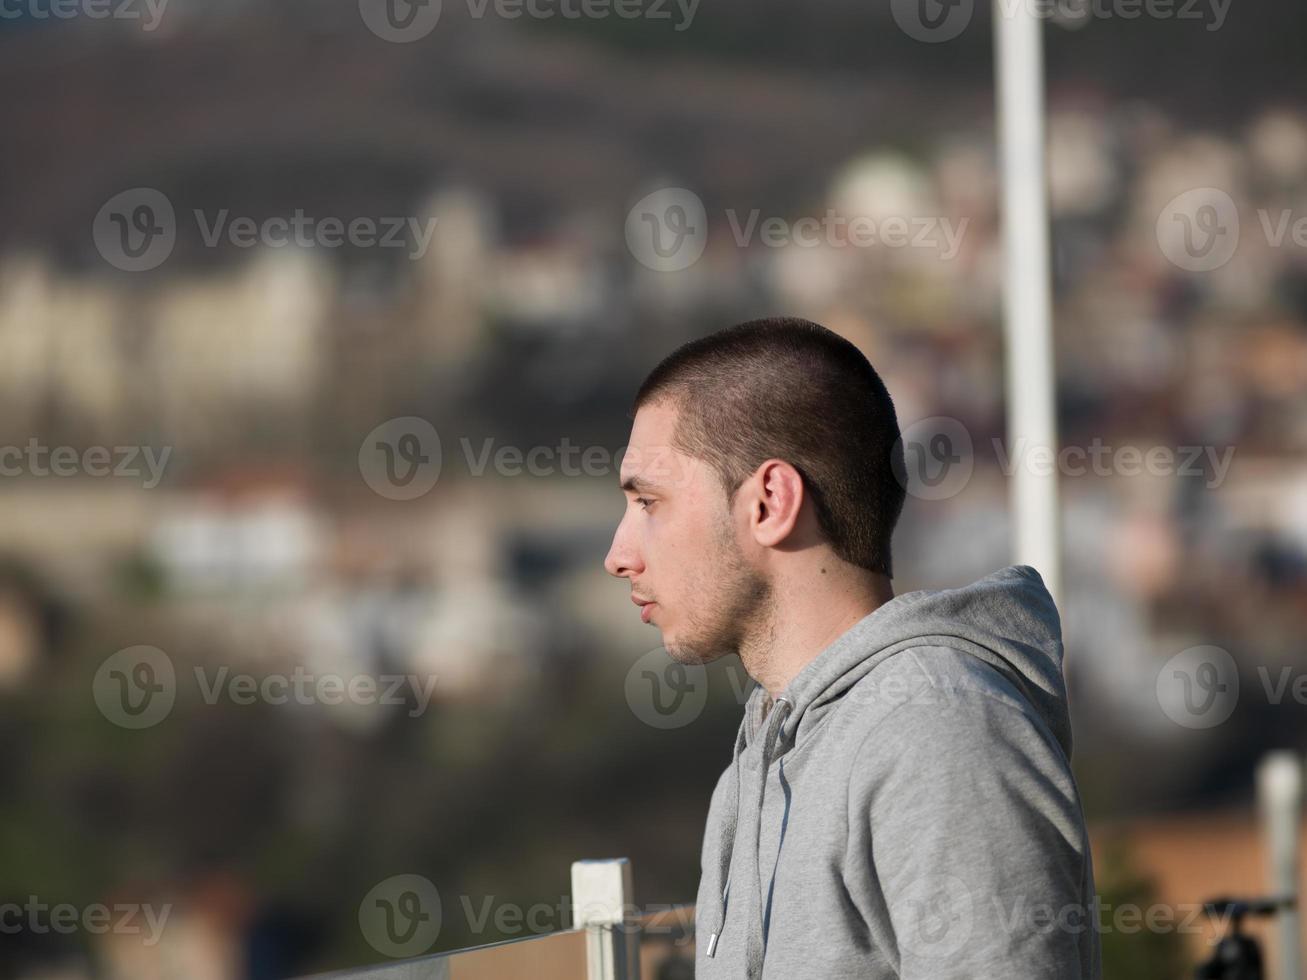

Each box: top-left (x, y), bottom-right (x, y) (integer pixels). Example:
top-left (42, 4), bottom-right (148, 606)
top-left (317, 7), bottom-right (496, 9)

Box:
top-left (631, 595), bottom-right (656, 623)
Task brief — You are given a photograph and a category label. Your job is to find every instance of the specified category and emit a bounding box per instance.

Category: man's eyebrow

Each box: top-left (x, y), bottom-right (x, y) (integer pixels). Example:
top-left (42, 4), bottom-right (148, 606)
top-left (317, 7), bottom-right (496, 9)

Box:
top-left (620, 475), bottom-right (661, 494)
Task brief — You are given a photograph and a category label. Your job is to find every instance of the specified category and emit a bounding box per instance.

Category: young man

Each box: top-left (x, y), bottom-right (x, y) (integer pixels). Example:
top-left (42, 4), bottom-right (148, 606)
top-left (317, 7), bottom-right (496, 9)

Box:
top-left (604, 317), bottom-right (1100, 979)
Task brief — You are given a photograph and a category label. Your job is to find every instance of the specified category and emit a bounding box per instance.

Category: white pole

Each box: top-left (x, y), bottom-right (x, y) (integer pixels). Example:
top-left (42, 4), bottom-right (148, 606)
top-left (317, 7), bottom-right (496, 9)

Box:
top-left (993, 0), bottom-right (1062, 610)
top-left (572, 858), bottom-right (642, 980)
top-left (1258, 752), bottom-right (1303, 980)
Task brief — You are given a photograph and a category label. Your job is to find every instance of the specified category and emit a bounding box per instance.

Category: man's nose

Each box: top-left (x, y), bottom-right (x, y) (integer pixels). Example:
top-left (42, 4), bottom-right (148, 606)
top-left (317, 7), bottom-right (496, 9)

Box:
top-left (604, 524), bottom-right (642, 579)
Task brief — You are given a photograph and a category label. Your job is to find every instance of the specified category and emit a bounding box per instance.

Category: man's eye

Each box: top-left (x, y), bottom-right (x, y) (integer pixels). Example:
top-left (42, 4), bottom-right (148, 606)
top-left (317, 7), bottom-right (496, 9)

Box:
top-left (635, 497), bottom-right (654, 510)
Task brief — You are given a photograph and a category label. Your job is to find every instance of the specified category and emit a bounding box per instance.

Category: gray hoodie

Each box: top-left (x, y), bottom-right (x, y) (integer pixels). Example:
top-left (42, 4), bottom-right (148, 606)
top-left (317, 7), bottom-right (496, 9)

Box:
top-left (694, 564), bottom-right (1101, 979)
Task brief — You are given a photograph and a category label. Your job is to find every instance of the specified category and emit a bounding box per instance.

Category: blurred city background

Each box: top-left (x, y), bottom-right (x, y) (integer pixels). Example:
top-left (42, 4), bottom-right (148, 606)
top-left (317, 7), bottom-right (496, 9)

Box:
top-left (1, 0), bottom-right (1306, 977)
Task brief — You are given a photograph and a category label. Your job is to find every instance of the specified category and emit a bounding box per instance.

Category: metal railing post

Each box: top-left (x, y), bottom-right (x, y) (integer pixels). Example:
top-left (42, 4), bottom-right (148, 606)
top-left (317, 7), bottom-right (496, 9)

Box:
top-left (571, 858), bottom-right (642, 980)
top-left (1258, 752), bottom-right (1303, 980)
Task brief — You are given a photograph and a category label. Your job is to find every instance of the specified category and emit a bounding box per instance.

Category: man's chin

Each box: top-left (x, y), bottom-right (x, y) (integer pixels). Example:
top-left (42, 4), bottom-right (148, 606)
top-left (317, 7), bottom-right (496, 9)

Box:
top-left (662, 634), bottom-right (728, 666)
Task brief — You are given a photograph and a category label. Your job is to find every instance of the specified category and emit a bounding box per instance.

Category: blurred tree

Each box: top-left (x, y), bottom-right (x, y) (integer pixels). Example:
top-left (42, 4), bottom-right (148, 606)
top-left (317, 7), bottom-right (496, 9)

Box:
top-left (1096, 839), bottom-right (1189, 980)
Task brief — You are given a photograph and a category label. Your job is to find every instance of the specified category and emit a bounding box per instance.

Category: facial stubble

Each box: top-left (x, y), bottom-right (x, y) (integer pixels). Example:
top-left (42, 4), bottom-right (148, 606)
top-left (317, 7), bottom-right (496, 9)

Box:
top-left (663, 508), bottom-right (774, 667)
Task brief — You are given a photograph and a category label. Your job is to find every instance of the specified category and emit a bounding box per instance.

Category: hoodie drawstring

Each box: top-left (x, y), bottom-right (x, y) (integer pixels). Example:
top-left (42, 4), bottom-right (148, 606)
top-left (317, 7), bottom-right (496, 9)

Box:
top-left (705, 694), bottom-right (794, 980)
top-left (702, 720), bottom-right (747, 957)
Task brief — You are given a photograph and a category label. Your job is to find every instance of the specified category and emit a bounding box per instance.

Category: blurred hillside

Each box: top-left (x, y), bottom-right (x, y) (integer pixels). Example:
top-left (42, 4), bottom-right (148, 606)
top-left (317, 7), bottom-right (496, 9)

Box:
top-left (0, 2), bottom-right (1305, 977)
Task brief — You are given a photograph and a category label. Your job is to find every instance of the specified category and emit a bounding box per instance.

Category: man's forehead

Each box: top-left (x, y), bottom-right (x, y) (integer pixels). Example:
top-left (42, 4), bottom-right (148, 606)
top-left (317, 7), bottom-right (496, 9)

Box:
top-left (618, 444), bottom-right (690, 487)
top-left (630, 398), bottom-right (679, 439)
top-left (619, 399), bottom-right (707, 489)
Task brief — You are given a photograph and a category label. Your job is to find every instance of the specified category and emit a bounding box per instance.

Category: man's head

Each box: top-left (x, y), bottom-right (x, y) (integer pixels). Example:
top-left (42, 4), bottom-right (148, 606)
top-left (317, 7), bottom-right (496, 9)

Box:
top-left (604, 316), bottom-right (907, 665)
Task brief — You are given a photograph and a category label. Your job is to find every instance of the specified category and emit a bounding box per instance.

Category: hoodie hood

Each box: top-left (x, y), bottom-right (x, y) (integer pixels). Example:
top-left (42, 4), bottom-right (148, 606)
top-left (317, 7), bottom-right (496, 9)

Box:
top-left (701, 564), bottom-right (1071, 978)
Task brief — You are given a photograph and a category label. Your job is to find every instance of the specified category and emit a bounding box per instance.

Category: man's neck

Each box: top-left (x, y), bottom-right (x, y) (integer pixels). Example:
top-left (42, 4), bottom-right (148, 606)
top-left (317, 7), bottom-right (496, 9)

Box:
top-left (742, 572), bottom-right (895, 699)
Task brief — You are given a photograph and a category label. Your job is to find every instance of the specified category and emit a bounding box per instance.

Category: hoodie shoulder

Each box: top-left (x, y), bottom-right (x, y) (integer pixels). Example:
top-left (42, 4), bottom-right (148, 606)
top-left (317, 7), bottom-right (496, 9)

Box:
top-left (851, 646), bottom-right (1077, 772)
top-left (786, 564), bottom-right (1073, 757)
top-left (848, 645), bottom-right (1065, 748)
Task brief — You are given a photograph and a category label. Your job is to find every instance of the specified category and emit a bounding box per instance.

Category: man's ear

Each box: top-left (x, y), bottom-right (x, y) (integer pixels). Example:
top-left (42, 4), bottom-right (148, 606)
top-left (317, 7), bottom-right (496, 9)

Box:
top-left (747, 459), bottom-right (805, 548)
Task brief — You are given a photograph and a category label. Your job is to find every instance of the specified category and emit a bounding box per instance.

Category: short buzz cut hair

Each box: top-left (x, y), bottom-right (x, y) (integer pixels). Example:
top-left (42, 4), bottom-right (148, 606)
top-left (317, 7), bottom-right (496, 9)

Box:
top-left (633, 316), bottom-right (907, 577)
